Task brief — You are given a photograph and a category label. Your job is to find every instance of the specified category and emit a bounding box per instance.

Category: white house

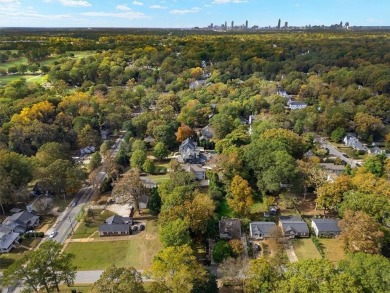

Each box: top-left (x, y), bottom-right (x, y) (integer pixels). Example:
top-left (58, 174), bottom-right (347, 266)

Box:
top-left (0, 225), bottom-right (20, 253)
top-left (311, 218), bottom-right (341, 237)
top-left (343, 134), bottom-right (367, 153)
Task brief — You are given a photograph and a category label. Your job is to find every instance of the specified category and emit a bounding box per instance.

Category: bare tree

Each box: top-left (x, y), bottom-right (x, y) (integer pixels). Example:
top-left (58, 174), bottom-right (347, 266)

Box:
top-left (111, 169), bottom-right (148, 212)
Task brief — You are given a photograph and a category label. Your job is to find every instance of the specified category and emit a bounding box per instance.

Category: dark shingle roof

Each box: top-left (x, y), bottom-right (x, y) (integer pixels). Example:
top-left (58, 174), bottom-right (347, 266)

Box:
top-left (280, 217), bottom-right (309, 234)
top-left (3, 211), bottom-right (38, 226)
top-left (250, 222), bottom-right (276, 237)
top-left (99, 224), bottom-right (130, 233)
top-left (105, 215), bottom-right (132, 225)
top-left (219, 218), bottom-right (241, 238)
top-left (312, 218), bottom-right (341, 233)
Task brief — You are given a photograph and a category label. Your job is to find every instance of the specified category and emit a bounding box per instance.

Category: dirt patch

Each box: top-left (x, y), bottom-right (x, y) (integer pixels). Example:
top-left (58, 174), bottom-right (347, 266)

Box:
top-left (106, 204), bottom-right (131, 217)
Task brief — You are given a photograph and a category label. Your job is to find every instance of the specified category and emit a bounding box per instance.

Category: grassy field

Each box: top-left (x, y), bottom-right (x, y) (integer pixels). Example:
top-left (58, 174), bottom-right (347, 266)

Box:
top-left (60, 282), bottom-right (155, 292)
top-left (292, 238), bottom-right (322, 260)
top-left (216, 198), bottom-right (234, 219)
top-left (65, 220), bottom-right (162, 270)
top-left (0, 237), bottom-right (41, 270)
top-left (148, 173), bottom-right (170, 185)
top-left (0, 74), bottom-right (47, 86)
top-left (72, 210), bottom-right (116, 239)
top-left (0, 57), bottom-right (28, 70)
top-left (319, 238), bottom-right (345, 264)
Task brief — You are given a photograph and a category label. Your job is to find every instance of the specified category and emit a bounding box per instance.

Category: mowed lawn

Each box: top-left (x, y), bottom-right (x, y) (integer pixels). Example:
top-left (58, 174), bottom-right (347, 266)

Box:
top-left (292, 238), bottom-right (322, 260)
top-left (319, 238), bottom-right (345, 264)
top-left (0, 74), bottom-right (47, 86)
top-left (65, 220), bottom-right (162, 270)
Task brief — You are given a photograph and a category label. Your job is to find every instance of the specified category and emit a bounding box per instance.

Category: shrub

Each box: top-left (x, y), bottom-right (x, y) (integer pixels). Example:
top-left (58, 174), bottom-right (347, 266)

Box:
top-left (213, 240), bottom-right (233, 263)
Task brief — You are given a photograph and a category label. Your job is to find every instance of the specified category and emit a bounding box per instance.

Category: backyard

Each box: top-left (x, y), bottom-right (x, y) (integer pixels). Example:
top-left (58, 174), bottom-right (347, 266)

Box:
top-left (65, 220), bottom-right (162, 270)
top-left (319, 238), bottom-right (345, 263)
top-left (71, 209), bottom-right (116, 239)
top-left (292, 238), bottom-right (322, 260)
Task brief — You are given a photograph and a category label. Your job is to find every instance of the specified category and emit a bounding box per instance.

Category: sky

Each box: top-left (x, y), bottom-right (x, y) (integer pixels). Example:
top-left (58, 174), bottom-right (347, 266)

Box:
top-left (0, 0), bottom-right (389, 28)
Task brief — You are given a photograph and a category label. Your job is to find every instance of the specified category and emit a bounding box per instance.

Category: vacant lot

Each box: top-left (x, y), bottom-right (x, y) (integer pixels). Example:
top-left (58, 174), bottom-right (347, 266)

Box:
top-left (292, 238), bottom-right (322, 260)
top-left (65, 220), bottom-right (161, 270)
top-left (319, 238), bottom-right (345, 264)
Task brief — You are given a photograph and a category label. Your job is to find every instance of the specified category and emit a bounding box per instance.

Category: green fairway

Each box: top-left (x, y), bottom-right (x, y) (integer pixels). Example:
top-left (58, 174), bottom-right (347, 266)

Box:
top-left (0, 74), bottom-right (47, 86)
top-left (0, 57), bottom-right (28, 71)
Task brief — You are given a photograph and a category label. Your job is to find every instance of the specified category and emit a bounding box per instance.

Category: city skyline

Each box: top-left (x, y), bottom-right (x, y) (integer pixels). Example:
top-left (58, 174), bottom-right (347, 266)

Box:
top-left (1, 0), bottom-right (389, 28)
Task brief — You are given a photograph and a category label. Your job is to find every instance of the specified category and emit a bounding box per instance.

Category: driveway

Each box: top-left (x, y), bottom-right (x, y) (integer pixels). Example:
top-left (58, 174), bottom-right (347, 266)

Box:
top-left (285, 242), bottom-right (298, 263)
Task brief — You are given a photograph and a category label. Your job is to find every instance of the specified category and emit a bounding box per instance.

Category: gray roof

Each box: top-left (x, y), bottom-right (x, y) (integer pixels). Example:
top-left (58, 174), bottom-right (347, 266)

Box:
top-left (3, 211), bottom-right (39, 227)
top-left (219, 218), bottom-right (241, 238)
top-left (105, 215), bottom-right (132, 225)
top-left (250, 222), bottom-right (276, 237)
top-left (179, 138), bottom-right (197, 152)
top-left (311, 218), bottom-right (341, 233)
top-left (0, 224), bottom-right (19, 250)
top-left (279, 217), bottom-right (309, 234)
top-left (0, 224), bottom-right (13, 238)
top-left (99, 224), bottom-right (130, 233)
top-left (200, 125), bottom-right (214, 140)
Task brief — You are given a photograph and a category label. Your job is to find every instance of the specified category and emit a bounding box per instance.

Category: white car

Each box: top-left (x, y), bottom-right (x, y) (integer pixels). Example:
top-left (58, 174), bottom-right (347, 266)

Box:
top-left (49, 231), bottom-right (58, 239)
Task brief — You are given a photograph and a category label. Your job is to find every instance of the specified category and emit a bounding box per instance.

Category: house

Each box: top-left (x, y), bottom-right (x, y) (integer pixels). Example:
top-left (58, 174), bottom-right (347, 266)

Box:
top-left (219, 218), bottom-right (241, 239)
top-left (3, 211), bottom-right (40, 233)
top-left (178, 138), bottom-right (198, 163)
top-left (343, 134), bottom-right (367, 153)
top-left (249, 222), bottom-right (277, 239)
top-left (183, 164), bottom-right (206, 180)
top-left (80, 146), bottom-right (96, 156)
top-left (199, 125), bottom-right (214, 141)
top-left (288, 99), bottom-right (307, 110)
top-left (26, 195), bottom-right (52, 213)
top-left (0, 225), bottom-right (20, 253)
top-left (279, 216), bottom-right (310, 238)
top-left (319, 163), bottom-right (346, 176)
top-left (189, 80), bottom-right (207, 89)
top-left (368, 146), bottom-right (385, 155)
top-left (98, 215), bottom-right (132, 237)
top-left (311, 218), bottom-right (341, 237)
top-left (177, 138), bottom-right (207, 164)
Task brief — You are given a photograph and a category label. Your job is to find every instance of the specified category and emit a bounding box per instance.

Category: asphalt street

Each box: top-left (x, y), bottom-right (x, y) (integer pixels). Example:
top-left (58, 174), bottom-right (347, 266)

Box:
top-left (315, 136), bottom-right (360, 168)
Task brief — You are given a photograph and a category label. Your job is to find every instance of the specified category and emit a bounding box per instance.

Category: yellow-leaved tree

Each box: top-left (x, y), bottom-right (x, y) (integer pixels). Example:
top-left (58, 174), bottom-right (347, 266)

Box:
top-left (228, 175), bottom-right (254, 217)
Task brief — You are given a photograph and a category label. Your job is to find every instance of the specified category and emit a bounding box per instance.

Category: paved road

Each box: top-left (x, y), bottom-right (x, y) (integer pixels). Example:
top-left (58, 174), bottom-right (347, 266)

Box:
top-left (49, 136), bottom-right (124, 244)
top-left (315, 136), bottom-right (360, 168)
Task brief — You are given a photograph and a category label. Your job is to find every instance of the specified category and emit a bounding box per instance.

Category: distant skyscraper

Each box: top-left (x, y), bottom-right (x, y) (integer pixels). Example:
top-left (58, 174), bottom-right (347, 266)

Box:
top-left (245, 20), bottom-right (248, 29)
top-left (225, 21), bottom-right (227, 29)
top-left (231, 21), bottom-right (234, 29)
top-left (284, 21), bottom-right (288, 28)
top-left (211, 23), bottom-right (213, 28)
top-left (277, 18), bottom-right (281, 29)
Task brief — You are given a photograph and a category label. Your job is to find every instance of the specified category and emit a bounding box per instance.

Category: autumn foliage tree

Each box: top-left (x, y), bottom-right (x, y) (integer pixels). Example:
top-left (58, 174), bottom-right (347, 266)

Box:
top-left (339, 210), bottom-right (384, 254)
top-left (228, 175), bottom-right (254, 217)
top-left (175, 123), bottom-right (195, 142)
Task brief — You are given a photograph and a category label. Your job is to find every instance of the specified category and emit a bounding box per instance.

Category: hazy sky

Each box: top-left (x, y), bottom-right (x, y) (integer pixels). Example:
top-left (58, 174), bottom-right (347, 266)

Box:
top-left (0, 0), bottom-right (389, 28)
